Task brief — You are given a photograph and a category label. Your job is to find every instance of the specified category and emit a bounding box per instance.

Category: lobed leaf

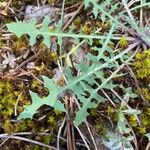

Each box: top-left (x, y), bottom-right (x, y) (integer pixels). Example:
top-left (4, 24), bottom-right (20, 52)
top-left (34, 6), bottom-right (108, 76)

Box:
top-left (18, 76), bottom-right (66, 120)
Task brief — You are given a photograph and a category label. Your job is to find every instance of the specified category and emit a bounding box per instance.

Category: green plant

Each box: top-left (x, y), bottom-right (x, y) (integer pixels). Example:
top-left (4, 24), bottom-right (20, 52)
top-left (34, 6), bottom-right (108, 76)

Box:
top-left (7, 19), bottom-right (135, 126)
top-left (5, 0), bottom-right (150, 149)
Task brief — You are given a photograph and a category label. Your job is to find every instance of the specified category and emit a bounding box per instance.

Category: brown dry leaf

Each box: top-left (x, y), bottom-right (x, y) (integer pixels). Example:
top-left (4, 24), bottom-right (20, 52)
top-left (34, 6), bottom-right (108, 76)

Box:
top-left (2, 52), bottom-right (17, 68)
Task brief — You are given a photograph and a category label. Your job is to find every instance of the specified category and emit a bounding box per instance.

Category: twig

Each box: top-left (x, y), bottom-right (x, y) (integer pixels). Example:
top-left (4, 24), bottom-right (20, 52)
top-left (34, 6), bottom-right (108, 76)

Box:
top-left (84, 122), bottom-right (98, 150)
top-left (30, 73), bottom-right (44, 84)
top-left (4, 0), bottom-right (12, 13)
top-left (125, 64), bottom-right (146, 102)
top-left (59, 0), bottom-right (66, 66)
top-left (60, 0), bottom-right (66, 27)
top-left (64, 96), bottom-right (76, 150)
top-left (57, 60), bottom-right (67, 83)
top-left (126, 121), bottom-right (139, 150)
top-left (101, 89), bottom-right (116, 107)
top-left (122, 0), bottom-right (137, 24)
top-left (0, 134), bottom-right (57, 150)
top-left (75, 126), bottom-right (91, 150)
top-left (69, 96), bottom-right (76, 150)
top-left (8, 7), bottom-right (18, 21)
top-left (140, 0), bottom-right (143, 27)
top-left (65, 3), bottom-right (81, 11)
top-left (3, 55), bottom-right (37, 79)
top-left (62, 2), bottom-right (84, 31)
top-left (37, 0), bottom-right (40, 7)
top-left (57, 60), bottom-right (76, 150)
top-left (145, 141), bottom-right (150, 150)
top-left (128, 0), bottom-right (140, 8)
top-left (2, 46), bottom-right (48, 79)
top-left (14, 92), bottom-right (23, 116)
top-left (0, 132), bottom-right (67, 145)
top-left (142, 43), bottom-right (147, 51)
top-left (57, 117), bottom-right (66, 150)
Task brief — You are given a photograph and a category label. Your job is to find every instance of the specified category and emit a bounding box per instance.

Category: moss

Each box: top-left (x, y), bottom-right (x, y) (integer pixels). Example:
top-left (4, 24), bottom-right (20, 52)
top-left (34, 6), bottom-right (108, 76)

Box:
top-left (95, 118), bottom-right (107, 135)
top-left (82, 21), bottom-right (94, 35)
top-left (133, 49), bottom-right (150, 81)
top-left (11, 35), bottom-right (29, 54)
top-left (118, 37), bottom-right (129, 48)
top-left (0, 80), bottom-right (30, 132)
top-left (137, 127), bottom-right (146, 134)
top-left (73, 16), bottom-right (82, 29)
top-left (128, 49), bottom-right (150, 135)
top-left (128, 104), bottom-right (150, 135)
top-left (132, 49), bottom-right (150, 102)
top-left (0, 38), bottom-right (4, 48)
top-left (139, 88), bottom-right (150, 102)
top-left (89, 105), bottom-right (117, 136)
top-left (0, 79), bottom-right (63, 149)
top-left (36, 44), bottom-right (58, 67)
top-left (128, 115), bottom-right (138, 127)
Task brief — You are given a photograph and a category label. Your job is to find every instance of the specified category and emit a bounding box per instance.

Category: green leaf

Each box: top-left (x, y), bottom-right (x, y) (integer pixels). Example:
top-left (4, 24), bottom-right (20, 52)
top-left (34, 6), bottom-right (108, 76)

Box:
top-left (7, 10), bottom-right (140, 126)
top-left (18, 76), bottom-right (66, 120)
top-left (117, 111), bottom-right (131, 134)
top-left (145, 133), bottom-right (150, 141)
top-left (103, 131), bottom-right (134, 150)
top-left (74, 100), bottom-right (97, 126)
top-left (74, 81), bottom-right (106, 126)
top-left (15, 21), bottom-right (138, 126)
top-left (84, 0), bottom-right (118, 20)
top-left (125, 87), bottom-right (138, 99)
top-left (7, 17), bottom-right (110, 47)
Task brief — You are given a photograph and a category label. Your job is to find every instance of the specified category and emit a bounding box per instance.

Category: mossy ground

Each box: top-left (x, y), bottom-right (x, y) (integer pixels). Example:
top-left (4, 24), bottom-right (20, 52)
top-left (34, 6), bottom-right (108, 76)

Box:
top-left (0, 0), bottom-right (150, 149)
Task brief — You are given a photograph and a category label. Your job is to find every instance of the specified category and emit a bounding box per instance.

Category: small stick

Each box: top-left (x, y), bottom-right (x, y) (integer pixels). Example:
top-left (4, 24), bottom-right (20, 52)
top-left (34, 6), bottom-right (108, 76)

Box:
top-left (0, 135), bottom-right (57, 150)
top-left (127, 121), bottom-right (139, 150)
top-left (3, 55), bottom-right (37, 79)
top-left (75, 126), bottom-right (91, 150)
top-left (62, 2), bottom-right (84, 31)
top-left (14, 92), bottom-right (23, 116)
top-left (4, 0), bottom-right (12, 13)
top-left (2, 46), bottom-right (47, 79)
top-left (57, 117), bottom-right (66, 150)
top-left (101, 89), bottom-right (116, 107)
top-left (145, 141), bottom-right (150, 150)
